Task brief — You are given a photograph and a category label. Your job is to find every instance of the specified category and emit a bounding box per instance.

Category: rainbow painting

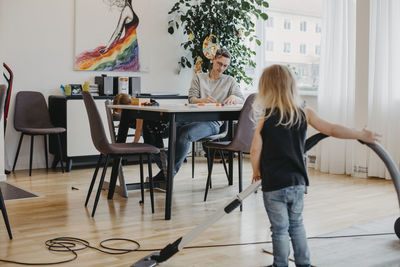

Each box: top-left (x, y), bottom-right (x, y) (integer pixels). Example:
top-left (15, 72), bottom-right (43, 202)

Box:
top-left (75, 26), bottom-right (140, 72)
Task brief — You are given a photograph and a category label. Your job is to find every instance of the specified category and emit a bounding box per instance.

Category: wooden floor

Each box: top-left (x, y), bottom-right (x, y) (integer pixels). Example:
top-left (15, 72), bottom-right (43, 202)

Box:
top-left (0, 157), bottom-right (398, 267)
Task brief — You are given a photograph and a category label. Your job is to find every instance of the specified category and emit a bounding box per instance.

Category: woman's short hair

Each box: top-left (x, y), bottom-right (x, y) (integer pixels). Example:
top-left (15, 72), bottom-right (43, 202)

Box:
top-left (215, 48), bottom-right (231, 59)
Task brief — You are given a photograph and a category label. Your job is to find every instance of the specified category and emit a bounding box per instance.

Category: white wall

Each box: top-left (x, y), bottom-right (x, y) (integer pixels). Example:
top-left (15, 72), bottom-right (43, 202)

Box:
top-left (0, 0), bottom-right (193, 171)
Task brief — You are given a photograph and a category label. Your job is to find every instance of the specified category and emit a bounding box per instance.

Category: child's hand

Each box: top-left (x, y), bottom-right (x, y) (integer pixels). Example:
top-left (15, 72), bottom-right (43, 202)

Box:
top-left (252, 174), bottom-right (261, 184)
top-left (360, 128), bottom-right (382, 144)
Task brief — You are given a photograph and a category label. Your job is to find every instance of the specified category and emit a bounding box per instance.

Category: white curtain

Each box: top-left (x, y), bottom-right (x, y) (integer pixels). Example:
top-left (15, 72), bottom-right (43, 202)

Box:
top-left (368, 0), bottom-right (400, 179)
top-left (316, 0), bottom-right (356, 174)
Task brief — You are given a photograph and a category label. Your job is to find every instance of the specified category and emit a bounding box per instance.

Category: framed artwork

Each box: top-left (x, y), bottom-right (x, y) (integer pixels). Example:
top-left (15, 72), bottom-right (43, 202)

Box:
top-left (75, 0), bottom-right (140, 71)
top-left (70, 84), bottom-right (82, 95)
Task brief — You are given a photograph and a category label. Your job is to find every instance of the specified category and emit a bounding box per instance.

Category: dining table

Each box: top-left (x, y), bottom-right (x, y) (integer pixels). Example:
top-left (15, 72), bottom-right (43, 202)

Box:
top-left (107, 103), bottom-right (243, 220)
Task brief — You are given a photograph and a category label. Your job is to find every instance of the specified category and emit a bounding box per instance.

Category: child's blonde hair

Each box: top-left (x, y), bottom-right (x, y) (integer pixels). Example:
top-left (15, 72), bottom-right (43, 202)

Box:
top-left (253, 64), bottom-right (304, 127)
top-left (113, 93), bottom-right (131, 105)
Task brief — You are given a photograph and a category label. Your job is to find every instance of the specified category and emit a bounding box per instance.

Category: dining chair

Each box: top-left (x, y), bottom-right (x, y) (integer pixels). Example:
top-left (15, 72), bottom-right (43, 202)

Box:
top-left (0, 84), bottom-right (12, 239)
top-left (191, 121), bottom-right (229, 179)
top-left (203, 93), bottom-right (257, 204)
top-left (82, 91), bottom-right (159, 216)
top-left (12, 91), bottom-right (65, 176)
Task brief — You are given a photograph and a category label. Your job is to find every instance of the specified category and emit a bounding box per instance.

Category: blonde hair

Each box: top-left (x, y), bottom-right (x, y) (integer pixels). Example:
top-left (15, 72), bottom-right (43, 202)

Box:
top-left (113, 93), bottom-right (131, 105)
top-left (253, 64), bottom-right (304, 127)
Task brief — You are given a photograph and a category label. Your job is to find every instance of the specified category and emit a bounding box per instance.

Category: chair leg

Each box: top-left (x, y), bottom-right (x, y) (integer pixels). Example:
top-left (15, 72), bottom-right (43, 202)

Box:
top-left (204, 148), bottom-right (216, 202)
top-left (139, 155), bottom-right (144, 205)
top-left (147, 154), bottom-right (155, 213)
top-left (92, 155), bottom-right (109, 217)
top-left (12, 133), bottom-right (24, 172)
top-left (56, 134), bottom-right (65, 173)
top-left (0, 188), bottom-right (12, 239)
top-left (238, 151), bottom-right (243, 212)
top-left (29, 135), bottom-right (34, 176)
top-left (160, 149), bottom-right (168, 178)
top-left (219, 150), bottom-right (230, 181)
top-left (192, 142), bottom-right (195, 178)
top-left (85, 154), bottom-right (103, 207)
top-left (44, 135), bottom-right (48, 170)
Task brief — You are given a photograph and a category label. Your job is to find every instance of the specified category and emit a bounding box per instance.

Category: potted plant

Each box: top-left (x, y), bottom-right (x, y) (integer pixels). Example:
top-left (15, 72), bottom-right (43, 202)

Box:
top-left (168, 0), bottom-right (269, 85)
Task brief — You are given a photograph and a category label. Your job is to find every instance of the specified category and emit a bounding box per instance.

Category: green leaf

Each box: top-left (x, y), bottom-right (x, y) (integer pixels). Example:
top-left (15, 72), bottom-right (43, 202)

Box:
top-left (260, 13), bottom-right (268, 20)
top-left (256, 39), bottom-right (261, 46)
top-left (168, 26), bottom-right (174, 34)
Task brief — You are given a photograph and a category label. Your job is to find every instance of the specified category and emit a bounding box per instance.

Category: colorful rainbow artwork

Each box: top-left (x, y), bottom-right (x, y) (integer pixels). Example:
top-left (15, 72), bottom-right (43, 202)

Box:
top-left (75, 26), bottom-right (140, 72)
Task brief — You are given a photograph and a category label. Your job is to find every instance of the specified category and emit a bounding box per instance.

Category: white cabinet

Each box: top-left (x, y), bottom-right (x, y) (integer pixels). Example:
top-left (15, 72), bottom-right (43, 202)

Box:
top-left (66, 99), bottom-right (111, 157)
top-left (49, 96), bottom-right (112, 171)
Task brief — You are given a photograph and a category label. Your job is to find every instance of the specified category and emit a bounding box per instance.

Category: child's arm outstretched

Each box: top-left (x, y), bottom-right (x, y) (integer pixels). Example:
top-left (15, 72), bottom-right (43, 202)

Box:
top-left (250, 119), bottom-right (265, 183)
top-left (133, 119), bottom-right (143, 143)
top-left (305, 107), bottom-right (381, 144)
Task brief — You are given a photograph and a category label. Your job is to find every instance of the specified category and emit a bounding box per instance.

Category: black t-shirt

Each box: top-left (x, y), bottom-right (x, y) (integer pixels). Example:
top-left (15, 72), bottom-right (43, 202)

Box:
top-left (260, 109), bottom-right (309, 192)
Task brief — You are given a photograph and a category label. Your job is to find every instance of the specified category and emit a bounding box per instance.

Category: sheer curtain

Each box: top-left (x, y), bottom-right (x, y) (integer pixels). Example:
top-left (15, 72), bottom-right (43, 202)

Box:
top-left (315, 0), bottom-right (356, 174)
top-left (368, 0), bottom-right (400, 179)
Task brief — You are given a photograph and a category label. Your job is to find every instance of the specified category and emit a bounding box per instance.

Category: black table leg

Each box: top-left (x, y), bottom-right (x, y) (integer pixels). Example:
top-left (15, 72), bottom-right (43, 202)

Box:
top-left (165, 114), bottom-right (176, 220)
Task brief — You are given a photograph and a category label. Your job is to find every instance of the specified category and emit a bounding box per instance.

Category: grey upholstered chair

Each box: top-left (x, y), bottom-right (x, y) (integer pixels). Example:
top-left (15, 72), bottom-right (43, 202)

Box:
top-left (82, 91), bottom-right (159, 217)
top-left (191, 121), bottom-right (229, 178)
top-left (0, 84), bottom-right (12, 239)
top-left (12, 91), bottom-right (65, 176)
top-left (203, 93), bottom-right (257, 204)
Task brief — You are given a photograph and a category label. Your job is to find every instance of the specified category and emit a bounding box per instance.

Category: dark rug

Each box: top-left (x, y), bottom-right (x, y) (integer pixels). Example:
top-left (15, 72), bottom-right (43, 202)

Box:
top-left (262, 216), bottom-right (400, 267)
top-left (0, 181), bottom-right (39, 200)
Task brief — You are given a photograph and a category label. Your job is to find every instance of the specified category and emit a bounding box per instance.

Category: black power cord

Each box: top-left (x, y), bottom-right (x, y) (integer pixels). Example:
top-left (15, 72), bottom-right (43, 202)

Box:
top-left (0, 233), bottom-right (395, 265)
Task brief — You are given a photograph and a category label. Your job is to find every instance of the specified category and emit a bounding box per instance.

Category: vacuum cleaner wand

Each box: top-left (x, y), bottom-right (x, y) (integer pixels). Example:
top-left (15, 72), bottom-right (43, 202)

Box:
top-left (131, 180), bottom-right (262, 267)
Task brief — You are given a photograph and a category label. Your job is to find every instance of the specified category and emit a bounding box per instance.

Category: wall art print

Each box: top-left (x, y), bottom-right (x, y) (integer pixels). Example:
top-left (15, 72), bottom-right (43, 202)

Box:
top-left (75, 0), bottom-right (140, 71)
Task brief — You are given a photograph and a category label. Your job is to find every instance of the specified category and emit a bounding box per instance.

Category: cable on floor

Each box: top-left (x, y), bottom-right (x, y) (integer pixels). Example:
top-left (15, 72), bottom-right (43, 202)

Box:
top-left (0, 232), bottom-right (395, 265)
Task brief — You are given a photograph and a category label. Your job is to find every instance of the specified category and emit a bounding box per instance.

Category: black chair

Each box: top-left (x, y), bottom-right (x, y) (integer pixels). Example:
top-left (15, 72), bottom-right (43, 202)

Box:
top-left (0, 84), bottom-right (12, 239)
top-left (12, 91), bottom-right (65, 176)
top-left (203, 94), bottom-right (257, 203)
top-left (82, 91), bottom-right (159, 217)
top-left (191, 121), bottom-right (229, 178)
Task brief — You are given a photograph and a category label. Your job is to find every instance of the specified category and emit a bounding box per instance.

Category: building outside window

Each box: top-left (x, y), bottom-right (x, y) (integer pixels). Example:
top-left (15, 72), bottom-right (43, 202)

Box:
top-left (299, 44), bottom-right (307, 54)
top-left (283, 42), bottom-right (291, 53)
top-left (284, 19), bottom-right (291, 30)
top-left (315, 23), bottom-right (321, 33)
top-left (266, 16), bottom-right (274, 28)
top-left (266, 41), bottom-right (274, 52)
top-left (300, 21), bottom-right (307, 32)
top-left (261, 1), bottom-right (322, 93)
top-left (315, 45), bottom-right (321, 55)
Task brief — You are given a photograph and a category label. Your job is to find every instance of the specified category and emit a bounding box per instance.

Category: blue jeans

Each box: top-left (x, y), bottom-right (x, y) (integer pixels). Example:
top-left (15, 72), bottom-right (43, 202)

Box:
top-left (263, 185), bottom-right (310, 267)
top-left (144, 121), bottom-right (220, 175)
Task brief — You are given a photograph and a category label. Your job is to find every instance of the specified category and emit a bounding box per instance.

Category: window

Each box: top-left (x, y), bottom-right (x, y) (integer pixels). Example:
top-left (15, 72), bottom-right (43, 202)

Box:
top-left (283, 42), bottom-right (291, 53)
top-left (284, 19), bottom-right (291, 30)
top-left (266, 41), bottom-right (274, 52)
top-left (258, 2), bottom-right (323, 94)
top-left (300, 21), bottom-right (307, 32)
top-left (315, 23), bottom-right (321, 33)
top-left (299, 44), bottom-right (307, 54)
top-left (266, 17), bottom-right (274, 28)
top-left (315, 45), bottom-right (321, 55)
